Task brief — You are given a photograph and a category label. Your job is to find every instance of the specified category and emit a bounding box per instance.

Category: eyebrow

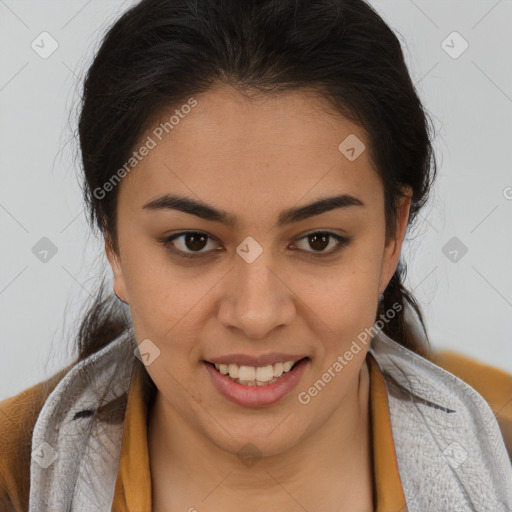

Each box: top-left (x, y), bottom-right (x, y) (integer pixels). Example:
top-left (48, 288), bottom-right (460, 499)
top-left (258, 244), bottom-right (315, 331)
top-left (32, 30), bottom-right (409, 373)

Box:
top-left (142, 193), bottom-right (364, 228)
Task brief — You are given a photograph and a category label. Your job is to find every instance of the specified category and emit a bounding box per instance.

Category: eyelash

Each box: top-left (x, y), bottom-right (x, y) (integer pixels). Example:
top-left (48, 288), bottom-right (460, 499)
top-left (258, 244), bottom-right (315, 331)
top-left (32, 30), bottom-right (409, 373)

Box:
top-left (160, 230), bottom-right (351, 260)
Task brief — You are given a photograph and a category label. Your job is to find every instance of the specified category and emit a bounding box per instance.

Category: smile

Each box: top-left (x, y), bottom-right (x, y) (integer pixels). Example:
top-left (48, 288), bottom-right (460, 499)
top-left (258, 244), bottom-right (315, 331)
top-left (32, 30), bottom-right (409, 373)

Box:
top-left (211, 359), bottom-right (303, 385)
top-left (203, 357), bottom-right (310, 407)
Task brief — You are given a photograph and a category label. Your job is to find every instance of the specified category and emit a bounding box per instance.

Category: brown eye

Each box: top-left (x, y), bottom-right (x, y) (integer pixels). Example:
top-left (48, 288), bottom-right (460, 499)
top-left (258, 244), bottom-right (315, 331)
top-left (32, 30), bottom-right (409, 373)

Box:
top-left (161, 231), bottom-right (221, 259)
top-left (181, 233), bottom-right (208, 251)
top-left (292, 231), bottom-right (351, 257)
top-left (307, 233), bottom-right (330, 251)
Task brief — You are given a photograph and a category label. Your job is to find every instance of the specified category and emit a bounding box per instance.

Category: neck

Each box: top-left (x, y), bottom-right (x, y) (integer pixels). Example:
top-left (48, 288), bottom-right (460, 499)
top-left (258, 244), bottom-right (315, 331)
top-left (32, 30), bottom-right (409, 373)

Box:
top-left (148, 360), bottom-right (373, 511)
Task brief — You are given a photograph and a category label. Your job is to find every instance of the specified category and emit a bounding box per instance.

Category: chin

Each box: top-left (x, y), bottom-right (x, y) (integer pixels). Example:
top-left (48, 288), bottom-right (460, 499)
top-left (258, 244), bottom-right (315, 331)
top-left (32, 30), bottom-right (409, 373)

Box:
top-left (207, 420), bottom-right (304, 461)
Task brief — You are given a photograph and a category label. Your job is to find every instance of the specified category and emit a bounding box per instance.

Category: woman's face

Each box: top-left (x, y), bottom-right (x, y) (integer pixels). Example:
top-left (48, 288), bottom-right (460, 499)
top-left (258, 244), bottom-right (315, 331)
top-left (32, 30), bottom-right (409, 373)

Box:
top-left (106, 83), bottom-right (410, 456)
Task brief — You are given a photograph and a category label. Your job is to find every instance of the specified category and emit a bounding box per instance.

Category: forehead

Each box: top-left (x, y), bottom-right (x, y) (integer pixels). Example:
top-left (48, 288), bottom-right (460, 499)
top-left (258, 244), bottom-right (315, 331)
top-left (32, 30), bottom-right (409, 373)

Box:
top-left (117, 83), bottom-right (382, 220)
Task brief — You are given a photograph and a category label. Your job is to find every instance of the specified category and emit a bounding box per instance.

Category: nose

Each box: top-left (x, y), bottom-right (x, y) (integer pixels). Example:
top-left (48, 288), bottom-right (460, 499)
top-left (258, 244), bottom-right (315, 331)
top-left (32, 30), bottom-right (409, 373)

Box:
top-left (216, 252), bottom-right (296, 340)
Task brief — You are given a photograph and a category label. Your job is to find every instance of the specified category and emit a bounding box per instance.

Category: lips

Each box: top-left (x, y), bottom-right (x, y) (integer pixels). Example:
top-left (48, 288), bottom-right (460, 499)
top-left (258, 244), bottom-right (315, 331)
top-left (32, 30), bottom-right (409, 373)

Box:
top-left (203, 356), bottom-right (310, 407)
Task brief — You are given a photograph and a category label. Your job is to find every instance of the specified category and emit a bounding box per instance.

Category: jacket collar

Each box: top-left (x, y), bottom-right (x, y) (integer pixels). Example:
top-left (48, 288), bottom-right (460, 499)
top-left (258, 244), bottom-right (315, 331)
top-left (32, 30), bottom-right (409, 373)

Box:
top-left (370, 328), bottom-right (512, 511)
top-left (29, 327), bottom-right (135, 511)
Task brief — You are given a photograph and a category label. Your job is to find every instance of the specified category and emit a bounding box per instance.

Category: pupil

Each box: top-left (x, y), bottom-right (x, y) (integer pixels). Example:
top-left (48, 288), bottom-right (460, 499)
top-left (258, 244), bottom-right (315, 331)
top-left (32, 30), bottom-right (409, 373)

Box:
top-left (186, 233), bottom-right (207, 251)
top-left (309, 233), bottom-right (328, 251)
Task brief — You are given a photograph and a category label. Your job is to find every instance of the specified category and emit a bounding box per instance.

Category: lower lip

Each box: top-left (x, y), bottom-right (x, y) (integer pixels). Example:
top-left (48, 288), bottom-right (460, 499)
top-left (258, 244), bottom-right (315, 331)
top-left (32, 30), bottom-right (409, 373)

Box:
top-left (204, 358), bottom-right (309, 407)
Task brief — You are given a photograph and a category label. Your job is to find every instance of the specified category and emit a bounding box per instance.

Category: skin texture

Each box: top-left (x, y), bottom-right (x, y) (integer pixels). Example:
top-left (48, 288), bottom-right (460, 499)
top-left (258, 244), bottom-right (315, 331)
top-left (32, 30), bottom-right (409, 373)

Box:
top-left (106, 83), bottom-right (412, 511)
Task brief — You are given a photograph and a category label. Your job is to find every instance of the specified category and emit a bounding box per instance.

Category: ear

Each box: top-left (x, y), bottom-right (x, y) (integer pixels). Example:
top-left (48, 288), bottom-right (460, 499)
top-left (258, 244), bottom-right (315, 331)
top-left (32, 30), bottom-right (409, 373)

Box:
top-left (378, 186), bottom-right (413, 295)
top-left (105, 237), bottom-right (129, 303)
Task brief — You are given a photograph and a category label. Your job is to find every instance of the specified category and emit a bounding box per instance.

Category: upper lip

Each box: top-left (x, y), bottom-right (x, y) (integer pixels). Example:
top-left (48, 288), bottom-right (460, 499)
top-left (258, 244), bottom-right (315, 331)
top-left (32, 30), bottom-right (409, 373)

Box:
top-left (205, 353), bottom-right (309, 367)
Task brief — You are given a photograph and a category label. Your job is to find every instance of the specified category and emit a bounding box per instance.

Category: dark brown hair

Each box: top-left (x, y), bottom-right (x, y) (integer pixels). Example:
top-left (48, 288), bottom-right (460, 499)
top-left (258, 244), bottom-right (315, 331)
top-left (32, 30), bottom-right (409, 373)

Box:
top-left (74, 0), bottom-right (436, 372)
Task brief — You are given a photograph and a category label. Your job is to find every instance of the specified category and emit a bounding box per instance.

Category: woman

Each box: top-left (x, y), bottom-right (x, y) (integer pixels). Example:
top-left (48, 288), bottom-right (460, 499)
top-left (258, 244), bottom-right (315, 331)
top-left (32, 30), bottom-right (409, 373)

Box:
top-left (1, 0), bottom-right (511, 510)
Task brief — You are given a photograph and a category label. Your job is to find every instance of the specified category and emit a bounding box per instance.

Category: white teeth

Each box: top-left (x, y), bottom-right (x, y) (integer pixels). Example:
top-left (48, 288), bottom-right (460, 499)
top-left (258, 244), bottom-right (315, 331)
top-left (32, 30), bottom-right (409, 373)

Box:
top-left (283, 361), bottom-right (293, 372)
top-left (239, 378), bottom-right (280, 386)
top-left (228, 363), bottom-right (239, 378)
top-left (213, 359), bottom-right (302, 384)
top-left (255, 365), bottom-right (274, 382)
top-left (238, 365), bottom-right (256, 381)
top-left (273, 362), bottom-right (284, 378)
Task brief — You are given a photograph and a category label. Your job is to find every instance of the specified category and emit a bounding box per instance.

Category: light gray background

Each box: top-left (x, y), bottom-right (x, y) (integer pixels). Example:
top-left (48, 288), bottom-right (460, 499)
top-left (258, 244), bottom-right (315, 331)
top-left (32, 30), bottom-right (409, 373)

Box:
top-left (1, 0), bottom-right (511, 400)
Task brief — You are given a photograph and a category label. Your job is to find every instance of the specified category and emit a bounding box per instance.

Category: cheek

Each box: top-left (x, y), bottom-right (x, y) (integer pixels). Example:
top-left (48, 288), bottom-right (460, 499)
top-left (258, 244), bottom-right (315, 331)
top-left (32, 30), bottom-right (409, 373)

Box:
top-left (297, 238), bottom-right (383, 349)
top-left (118, 239), bottom-right (204, 341)
top-left (128, 268), bottom-right (212, 344)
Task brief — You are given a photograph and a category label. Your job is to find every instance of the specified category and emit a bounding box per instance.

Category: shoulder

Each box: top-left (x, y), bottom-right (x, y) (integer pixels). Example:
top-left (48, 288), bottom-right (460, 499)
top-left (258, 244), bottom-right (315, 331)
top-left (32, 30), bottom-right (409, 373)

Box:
top-left (430, 349), bottom-right (512, 459)
top-left (0, 365), bottom-right (73, 512)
